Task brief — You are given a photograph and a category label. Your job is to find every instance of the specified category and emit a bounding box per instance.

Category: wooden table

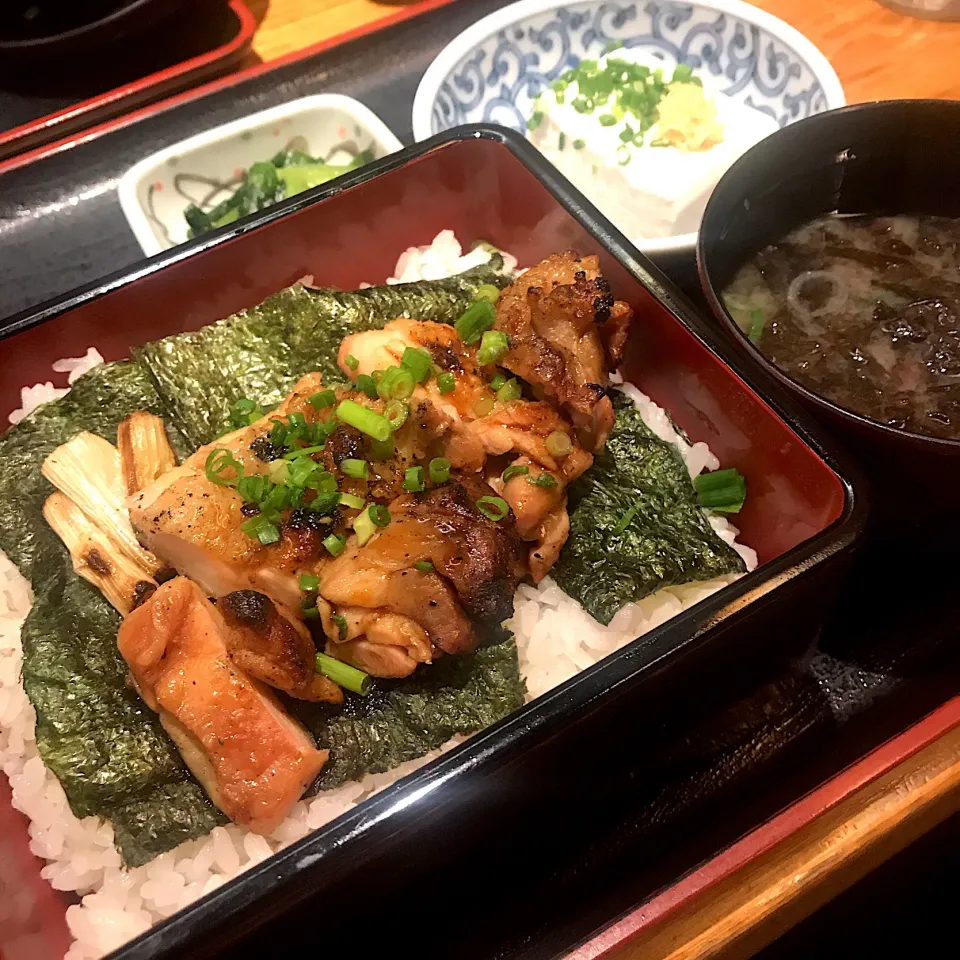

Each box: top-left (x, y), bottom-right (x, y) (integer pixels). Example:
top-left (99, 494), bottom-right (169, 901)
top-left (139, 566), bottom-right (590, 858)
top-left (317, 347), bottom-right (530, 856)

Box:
top-left (248, 0), bottom-right (960, 101)
top-left (245, 0), bottom-right (960, 957)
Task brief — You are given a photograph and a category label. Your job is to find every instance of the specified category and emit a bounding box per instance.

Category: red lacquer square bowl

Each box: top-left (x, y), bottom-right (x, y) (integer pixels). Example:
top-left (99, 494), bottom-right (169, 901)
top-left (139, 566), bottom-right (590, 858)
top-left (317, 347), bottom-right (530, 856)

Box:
top-left (0, 128), bottom-right (866, 960)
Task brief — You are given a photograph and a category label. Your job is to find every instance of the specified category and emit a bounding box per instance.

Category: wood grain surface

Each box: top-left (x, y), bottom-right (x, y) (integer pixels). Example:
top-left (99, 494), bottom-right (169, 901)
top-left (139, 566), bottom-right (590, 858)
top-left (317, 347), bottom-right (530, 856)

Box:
top-left (247, 0), bottom-right (960, 101)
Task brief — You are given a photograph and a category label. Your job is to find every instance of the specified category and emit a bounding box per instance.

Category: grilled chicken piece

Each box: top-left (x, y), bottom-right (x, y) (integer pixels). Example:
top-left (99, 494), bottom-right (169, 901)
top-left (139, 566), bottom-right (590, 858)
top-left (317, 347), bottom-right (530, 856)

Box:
top-left (218, 590), bottom-right (342, 704)
top-left (466, 400), bottom-right (592, 483)
top-left (339, 319), bottom-right (490, 421)
top-left (128, 376), bottom-right (340, 608)
top-left (319, 479), bottom-right (525, 675)
top-left (130, 469), bottom-right (306, 608)
top-left (118, 577), bottom-right (327, 833)
top-left (495, 252), bottom-right (631, 450)
top-left (323, 607), bottom-right (433, 678)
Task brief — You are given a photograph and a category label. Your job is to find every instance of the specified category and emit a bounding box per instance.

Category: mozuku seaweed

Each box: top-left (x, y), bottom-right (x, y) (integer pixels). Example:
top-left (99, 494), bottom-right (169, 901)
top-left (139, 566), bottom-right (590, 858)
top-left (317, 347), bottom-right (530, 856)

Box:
top-left (133, 261), bottom-right (510, 447)
top-left (553, 392), bottom-right (745, 625)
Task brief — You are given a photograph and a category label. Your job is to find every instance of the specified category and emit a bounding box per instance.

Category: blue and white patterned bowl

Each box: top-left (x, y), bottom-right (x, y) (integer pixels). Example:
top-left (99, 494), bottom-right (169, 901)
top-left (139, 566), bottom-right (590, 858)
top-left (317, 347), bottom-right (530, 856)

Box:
top-left (412, 0), bottom-right (844, 256)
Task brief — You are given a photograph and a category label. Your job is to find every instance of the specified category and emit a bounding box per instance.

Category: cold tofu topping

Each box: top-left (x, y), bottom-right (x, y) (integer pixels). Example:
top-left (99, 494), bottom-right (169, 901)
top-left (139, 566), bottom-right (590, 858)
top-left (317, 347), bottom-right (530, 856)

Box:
top-left (527, 49), bottom-right (778, 240)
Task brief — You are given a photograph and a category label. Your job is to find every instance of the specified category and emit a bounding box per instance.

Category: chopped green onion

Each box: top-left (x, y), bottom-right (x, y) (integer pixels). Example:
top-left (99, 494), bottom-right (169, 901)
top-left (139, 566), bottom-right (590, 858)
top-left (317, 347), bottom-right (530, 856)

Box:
top-left (474, 396), bottom-right (495, 418)
top-left (285, 413), bottom-right (308, 443)
top-left (605, 38), bottom-right (624, 52)
top-left (672, 63), bottom-right (694, 83)
top-left (490, 373), bottom-right (507, 391)
top-left (695, 468), bottom-right (747, 513)
top-left (616, 144), bottom-right (631, 166)
top-left (558, 132), bottom-right (567, 151)
top-left (747, 308), bottom-right (765, 345)
top-left (262, 483), bottom-right (294, 511)
top-left (341, 458), bottom-right (368, 480)
top-left (299, 572), bottom-right (319, 592)
top-left (315, 652), bottom-right (371, 695)
top-left (545, 430), bottom-right (573, 458)
top-left (429, 457), bottom-right (451, 484)
top-left (345, 354), bottom-right (359, 372)
top-left (476, 496), bottom-right (509, 521)
top-left (502, 464), bottom-right (530, 483)
top-left (323, 533), bottom-right (346, 557)
top-left (403, 466), bottom-right (425, 492)
top-left (311, 415), bottom-right (338, 446)
top-left (338, 492), bottom-right (365, 510)
top-left (331, 614), bottom-right (347, 639)
top-left (378, 365), bottom-right (416, 401)
top-left (528, 472), bottom-right (558, 488)
top-left (476, 329), bottom-right (510, 365)
top-left (599, 114), bottom-right (618, 127)
top-left (312, 491), bottom-right (340, 515)
top-left (229, 397), bottom-right (263, 429)
top-left (527, 110), bottom-right (544, 131)
top-left (236, 474), bottom-right (268, 503)
top-left (401, 347), bottom-right (433, 384)
top-left (269, 418), bottom-right (288, 447)
top-left (436, 371), bottom-right (456, 395)
top-left (302, 606), bottom-right (320, 620)
top-left (415, 560), bottom-right (434, 573)
top-left (336, 399), bottom-right (392, 442)
top-left (614, 500), bottom-right (641, 534)
top-left (205, 449), bottom-right (244, 487)
top-left (369, 504), bottom-right (391, 527)
top-left (474, 283), bottom-right (501, 303)
top-left (496, 377), bottom-right (522, 401)
top-left (384, 399), bottom-right (409, 431)
top-left (312, 470), bottom-right (338, 495)
top-left (354, 506), bottom-right (377, 545)
top-left (573, 138), bottom-right (586, 150)
top-left (241, 514), bottom-right (281, 545)
top-left (309, 389), bottom-right (336, 410)
top-left (268, 459), bottom-right (289, 484)
top-left (368, 436), bottom-right (394, 461)
top-left (356, 373), bottom-right (379, 400)
top-left (455, 299), bottom-right (496, 345)
top-left (283, 444), bottom-right (325, 460)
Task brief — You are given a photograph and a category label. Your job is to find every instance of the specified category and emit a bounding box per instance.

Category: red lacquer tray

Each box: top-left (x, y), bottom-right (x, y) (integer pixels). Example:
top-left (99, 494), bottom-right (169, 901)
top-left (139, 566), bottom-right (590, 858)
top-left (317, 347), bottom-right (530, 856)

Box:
top-left (0, 0), bottom-right (256, 164)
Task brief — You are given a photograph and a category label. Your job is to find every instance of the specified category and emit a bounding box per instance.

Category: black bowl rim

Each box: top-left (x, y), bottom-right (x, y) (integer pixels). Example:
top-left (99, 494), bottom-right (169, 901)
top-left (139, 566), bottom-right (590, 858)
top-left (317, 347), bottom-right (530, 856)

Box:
top-left (0, 124), bottom-right (868, 960)
top-left (697, 98), bottom-right (960, 454)
top-left (0, 0), bottom-right (183, 51)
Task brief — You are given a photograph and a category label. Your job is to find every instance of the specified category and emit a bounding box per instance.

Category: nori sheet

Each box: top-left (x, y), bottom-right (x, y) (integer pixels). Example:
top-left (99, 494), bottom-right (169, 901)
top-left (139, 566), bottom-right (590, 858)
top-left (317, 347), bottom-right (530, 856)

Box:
top-left (0, 266), bottom-right (525, 864)
top-left (293, 640), bottom-right (525, 790)
top-left (553, 392), bottom-right (746, 625)
top-left (133, 263), bottom-right (510, 447)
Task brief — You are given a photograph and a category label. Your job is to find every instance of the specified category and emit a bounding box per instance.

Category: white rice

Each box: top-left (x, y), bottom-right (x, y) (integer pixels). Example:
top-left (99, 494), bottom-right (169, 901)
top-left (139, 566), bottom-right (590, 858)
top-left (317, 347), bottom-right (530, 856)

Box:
top-left (0, 232), bottom-right (755, 958)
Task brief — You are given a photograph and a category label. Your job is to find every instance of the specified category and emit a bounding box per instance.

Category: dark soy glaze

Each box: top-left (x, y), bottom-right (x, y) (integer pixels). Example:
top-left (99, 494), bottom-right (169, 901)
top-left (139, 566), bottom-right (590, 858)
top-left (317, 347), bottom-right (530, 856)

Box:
top-left (723, 214), bottom-right (960, 440)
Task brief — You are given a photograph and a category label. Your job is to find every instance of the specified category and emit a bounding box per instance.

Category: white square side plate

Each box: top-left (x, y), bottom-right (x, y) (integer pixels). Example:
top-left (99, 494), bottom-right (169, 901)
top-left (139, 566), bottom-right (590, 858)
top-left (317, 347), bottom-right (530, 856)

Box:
top-left (118, 94), bottom-right (404, 256)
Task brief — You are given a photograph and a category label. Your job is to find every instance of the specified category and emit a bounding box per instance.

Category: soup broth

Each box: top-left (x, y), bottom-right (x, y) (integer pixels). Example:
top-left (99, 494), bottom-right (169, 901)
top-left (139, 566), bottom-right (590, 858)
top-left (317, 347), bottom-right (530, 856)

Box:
top-left (724, 214), bottom-right (960, 440)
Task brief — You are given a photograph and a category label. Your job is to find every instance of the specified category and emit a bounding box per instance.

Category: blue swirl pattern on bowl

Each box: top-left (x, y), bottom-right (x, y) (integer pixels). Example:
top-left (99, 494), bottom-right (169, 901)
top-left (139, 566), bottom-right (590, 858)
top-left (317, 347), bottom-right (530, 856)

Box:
top-left (432, 1), bottom-right (832, 136)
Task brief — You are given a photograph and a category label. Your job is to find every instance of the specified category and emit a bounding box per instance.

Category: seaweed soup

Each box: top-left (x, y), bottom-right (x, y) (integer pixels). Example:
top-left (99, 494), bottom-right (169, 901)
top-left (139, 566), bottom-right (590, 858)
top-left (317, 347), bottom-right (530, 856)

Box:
top-left (724, 214), bottom-right (960, 440)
